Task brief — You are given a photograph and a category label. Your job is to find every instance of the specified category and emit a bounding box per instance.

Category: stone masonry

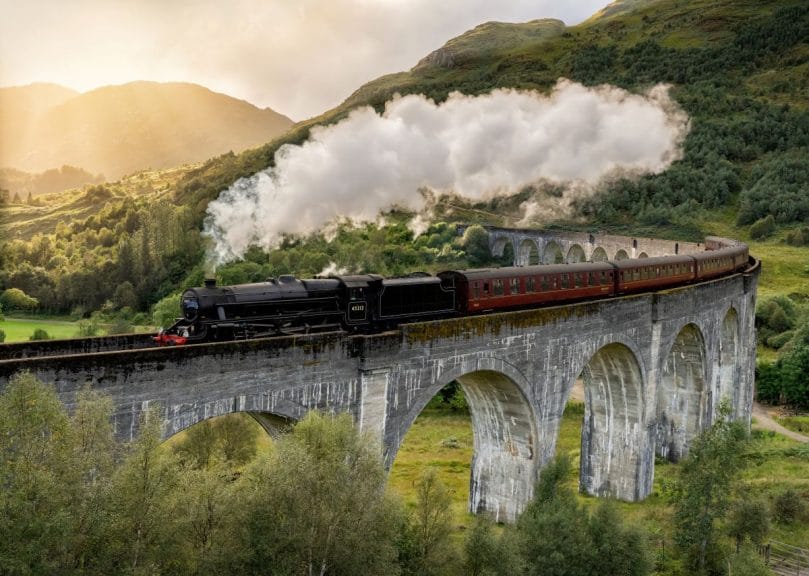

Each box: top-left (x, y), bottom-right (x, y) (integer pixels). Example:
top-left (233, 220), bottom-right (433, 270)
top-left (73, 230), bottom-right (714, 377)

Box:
top-left (0, 230), bottom-right (759, 523)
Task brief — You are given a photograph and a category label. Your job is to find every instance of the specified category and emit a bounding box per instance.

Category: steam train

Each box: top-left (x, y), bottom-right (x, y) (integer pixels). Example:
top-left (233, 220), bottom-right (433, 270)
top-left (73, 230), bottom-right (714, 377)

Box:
top-left (154, 237), bottom-right (750, 346)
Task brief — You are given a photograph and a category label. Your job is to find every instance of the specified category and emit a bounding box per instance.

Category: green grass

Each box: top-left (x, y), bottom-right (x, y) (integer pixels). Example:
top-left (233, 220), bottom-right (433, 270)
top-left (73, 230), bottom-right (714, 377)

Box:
top-left (0, 316), bottom-right (155, 343)
top-left (776, 416), bottom-right (809, 435)
top-left (388, 407), bottom-right (474, 528)
top-left (389, 400), bottom-right (809, 552)
top-left (0, 317), bottom-right (82, 342)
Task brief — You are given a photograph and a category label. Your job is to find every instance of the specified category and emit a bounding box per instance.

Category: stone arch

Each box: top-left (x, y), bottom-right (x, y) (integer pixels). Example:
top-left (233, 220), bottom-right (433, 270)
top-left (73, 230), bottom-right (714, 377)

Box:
top-left (614, 249), bottom-right (629, 261)
top-left (578, 343), bottom-right (648, 500)
top-left (566, 244), bottom-right (586, 264)
top-left (591, 246), bottom-right (608, 262)
top-left (162, 392), bottom-right (301, 441)
top-left (517, 239), bottom-right (540, 266)
top-left (717, 308), bottom-right (740, 418)
top-left (542, 241), bottom-right (564, 264)
top-left (391, 361), bottom-right (537, 523)
top-left (491, 236), bottom-right (512, 258)
top-left (638, 252), bottom-right (649, 259)
top-left (657, 323), bottom-right (708, 462)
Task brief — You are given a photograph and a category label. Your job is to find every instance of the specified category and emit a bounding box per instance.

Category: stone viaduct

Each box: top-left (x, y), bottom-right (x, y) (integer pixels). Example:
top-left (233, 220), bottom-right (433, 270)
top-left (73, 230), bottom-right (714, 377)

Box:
top-left (0, 228), bottom-right (759, 523)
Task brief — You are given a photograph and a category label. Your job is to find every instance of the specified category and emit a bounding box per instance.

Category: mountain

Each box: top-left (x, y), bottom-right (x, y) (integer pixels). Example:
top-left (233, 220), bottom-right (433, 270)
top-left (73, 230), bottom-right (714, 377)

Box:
top-left (0, 81), bottom-right (294, 182)
top-left (2, 0), bottom-right (808, 317)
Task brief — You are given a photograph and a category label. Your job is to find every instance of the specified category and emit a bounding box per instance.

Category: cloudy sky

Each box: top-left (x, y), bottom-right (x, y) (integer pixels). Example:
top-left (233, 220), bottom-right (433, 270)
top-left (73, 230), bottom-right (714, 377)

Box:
top-left (1, 0), bottom-right (611, 120)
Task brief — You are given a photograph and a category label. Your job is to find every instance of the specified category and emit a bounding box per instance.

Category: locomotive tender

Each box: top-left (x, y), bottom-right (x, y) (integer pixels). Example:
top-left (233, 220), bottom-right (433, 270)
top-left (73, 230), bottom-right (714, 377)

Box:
top-left (154, 236), bottom-right (750, 346)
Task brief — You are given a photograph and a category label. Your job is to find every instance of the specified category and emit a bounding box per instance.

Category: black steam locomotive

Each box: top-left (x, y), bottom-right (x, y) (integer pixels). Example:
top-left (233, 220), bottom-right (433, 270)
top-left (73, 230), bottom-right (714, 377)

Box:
top-left (154, 237), bottom-right (750, 346)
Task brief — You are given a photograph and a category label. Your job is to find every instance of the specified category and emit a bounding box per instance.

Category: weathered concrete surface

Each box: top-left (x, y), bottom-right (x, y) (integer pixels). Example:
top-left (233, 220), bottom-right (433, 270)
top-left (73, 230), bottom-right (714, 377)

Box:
top-left (0, 261), bottom-right (759, 522)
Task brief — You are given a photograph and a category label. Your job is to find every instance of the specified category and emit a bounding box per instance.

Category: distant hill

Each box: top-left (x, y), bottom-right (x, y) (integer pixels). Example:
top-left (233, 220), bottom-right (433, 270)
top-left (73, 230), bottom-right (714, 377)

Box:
top-left (0, 81), bottom-right (294, 182)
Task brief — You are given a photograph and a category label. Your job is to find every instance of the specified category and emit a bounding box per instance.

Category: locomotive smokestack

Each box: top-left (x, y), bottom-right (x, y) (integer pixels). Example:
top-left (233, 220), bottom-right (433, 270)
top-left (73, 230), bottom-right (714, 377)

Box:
top-left (204, 278), bottom-right (217, 288)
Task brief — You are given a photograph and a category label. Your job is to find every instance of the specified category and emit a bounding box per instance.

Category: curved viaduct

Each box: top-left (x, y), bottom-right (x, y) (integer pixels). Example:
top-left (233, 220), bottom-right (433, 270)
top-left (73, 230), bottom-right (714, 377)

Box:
top-left (0, 228), bottom-right (759, 523)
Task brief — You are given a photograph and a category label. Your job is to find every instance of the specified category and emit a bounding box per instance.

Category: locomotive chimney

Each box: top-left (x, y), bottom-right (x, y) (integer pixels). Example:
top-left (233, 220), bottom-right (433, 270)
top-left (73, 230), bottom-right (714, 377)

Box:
top-left (204, 278), bottom-right (217, 288)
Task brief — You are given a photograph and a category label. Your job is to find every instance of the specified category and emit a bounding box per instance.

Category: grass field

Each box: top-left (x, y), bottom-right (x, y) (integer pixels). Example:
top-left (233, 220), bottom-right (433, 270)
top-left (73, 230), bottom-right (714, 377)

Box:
top-left (389, 400), bottom-right (809, 551)
top-left (0, 316), bottom-right (155, 343)
top-left (0, 317), bottom-right (82, 342)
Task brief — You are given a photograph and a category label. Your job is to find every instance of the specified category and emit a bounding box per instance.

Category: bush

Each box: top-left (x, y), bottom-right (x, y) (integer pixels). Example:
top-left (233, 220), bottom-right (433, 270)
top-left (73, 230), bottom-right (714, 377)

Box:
top-left (772, 489), bottom-right (806, 524)
top-left (0, 329), bottom-right (5, 343)
top-left (107, 319), bottom-right (133, 335)
top-left (0, 288), bottom-right (39, 311)
top-left (749, 215), bottom-right (776, 239)
top-left (766, 330), bottom-right (794, 349)
top-left (29, 328), bottom-right (50, 341)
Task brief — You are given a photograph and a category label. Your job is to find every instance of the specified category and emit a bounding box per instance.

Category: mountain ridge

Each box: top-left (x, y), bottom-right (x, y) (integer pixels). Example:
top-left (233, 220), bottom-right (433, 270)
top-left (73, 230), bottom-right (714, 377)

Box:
top-left (0, 81), bottom-right (293, 185)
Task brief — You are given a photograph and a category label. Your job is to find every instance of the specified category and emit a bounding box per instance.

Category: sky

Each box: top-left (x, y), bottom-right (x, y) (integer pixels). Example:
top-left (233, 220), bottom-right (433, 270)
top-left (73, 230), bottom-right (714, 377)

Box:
top-left (0, 0), bottom-right (612, 121)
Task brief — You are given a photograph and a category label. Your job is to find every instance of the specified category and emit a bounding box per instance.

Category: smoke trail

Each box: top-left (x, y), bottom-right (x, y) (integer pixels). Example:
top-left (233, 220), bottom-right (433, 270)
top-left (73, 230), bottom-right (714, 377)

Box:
top-left (204, 79), bottom-right (689, 263)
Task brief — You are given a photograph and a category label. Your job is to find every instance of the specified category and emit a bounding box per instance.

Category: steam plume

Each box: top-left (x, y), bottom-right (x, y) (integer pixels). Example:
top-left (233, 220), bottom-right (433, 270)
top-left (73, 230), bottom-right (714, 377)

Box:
top-left (204, 79), bottom-right (689, 263)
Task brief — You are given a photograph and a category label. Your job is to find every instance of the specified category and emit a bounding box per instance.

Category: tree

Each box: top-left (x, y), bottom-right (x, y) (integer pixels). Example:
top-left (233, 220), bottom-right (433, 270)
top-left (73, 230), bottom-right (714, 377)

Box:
top-left (672, 405), bottom-right (748, 574)
top-left (727, 498), bottom-right (769, 552)
top-left (400, 469), bottom-right (457, 576)
top-left (517, 455), bottom-right (593, 576)
top-left (464, 517), bottom-right (524, 576)
top-left (0, 372), bottom-right (74, 574)
top-left (0, 287), bottom-right (39, 311)
top-left (240, 411), bottom-right (402, 576)
top-left (101, 407), bottom-right (186, 574)
top-left (461, 225), bottom-right (492, 266)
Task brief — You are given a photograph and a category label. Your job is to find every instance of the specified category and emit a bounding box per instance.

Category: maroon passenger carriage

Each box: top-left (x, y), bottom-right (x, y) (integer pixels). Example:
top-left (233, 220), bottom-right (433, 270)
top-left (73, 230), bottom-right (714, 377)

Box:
top-left (155, 235), bottom-right (751, 345)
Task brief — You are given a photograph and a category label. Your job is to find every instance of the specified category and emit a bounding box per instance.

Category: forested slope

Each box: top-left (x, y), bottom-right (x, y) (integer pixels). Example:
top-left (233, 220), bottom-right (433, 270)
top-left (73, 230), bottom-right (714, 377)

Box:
top-left (1, 0), bottom-right (807, 318)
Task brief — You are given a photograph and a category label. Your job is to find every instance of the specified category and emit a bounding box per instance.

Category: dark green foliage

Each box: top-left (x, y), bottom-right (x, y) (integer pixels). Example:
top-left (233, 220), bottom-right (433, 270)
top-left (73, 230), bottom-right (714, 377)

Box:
top-left (240, 411), bottom-right (402, 576)
top-left (464, 518), bottom-right (523, 576)
top-left (569, 44), bottom-right (618, 85)
top-left (755, 296), bottom-right (797, 346)
top-left (772, 489), bottom-right (806, 524)
top-left (671, 407), bottom-right (749, 574)
top-left (786, 226), bottom-right (809, 246)
top-left (727, 544), bottom-right (771, 576)
top-left (738, 154), bottom-right (809, 225)
top-left (727, 498), bottom-right (769, 551)
top-left (749, 215), bottom-right (776, 240)
top-left (29, 328), bottom-right (50, 341)
top-left (174, 413), bottom-right (260, 469)
top-left (515, 456), bottom-right (651, 576)
top-left (0, 329), bottom-right (4, 342)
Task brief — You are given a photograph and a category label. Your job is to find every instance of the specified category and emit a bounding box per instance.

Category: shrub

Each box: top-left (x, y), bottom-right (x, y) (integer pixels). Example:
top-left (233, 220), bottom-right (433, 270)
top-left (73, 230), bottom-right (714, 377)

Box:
top-left (766, 330), bottom-right (794, 349)
top-left (749, 215), bottom-right (776, 239)
top-left (29, 328), bottom-right (50, 341)
top-left (0, 329), bottom-right (5, 343)
top-left (0, 288), bottom-right (39, 311)
top-left (772, 489), bottom-right (806, 524)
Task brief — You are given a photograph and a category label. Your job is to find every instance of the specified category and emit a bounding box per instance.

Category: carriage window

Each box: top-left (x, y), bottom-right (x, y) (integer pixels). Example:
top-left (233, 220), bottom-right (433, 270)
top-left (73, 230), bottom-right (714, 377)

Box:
top-left (493, 279), bottom-right (504, 296)
top-left (510, 278), bottom-right (520, 294)
top-left (473, 281), bottom-right (480, 300)
top-left (561, 274), bottom-right (569, 289)
top-left (656, 267), bottom-right (661, 277)
top-left (588, 272), bottom-right (596, 286)
top-left (483, 281), bottom-right (490, 294)
top-left (541, 276), bottom-right (549, 291)
top-left (575, 273), bottom-right (583, 288)
top-left (600, 271), bottom-right (608, 285)
top-left (526, 277), bottom-right (536, 293)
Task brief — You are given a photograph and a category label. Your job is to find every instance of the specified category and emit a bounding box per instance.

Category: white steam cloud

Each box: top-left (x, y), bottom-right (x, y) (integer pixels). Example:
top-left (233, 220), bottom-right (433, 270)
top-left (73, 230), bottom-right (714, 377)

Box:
top-left (204, 79), bottom-right (689, 263)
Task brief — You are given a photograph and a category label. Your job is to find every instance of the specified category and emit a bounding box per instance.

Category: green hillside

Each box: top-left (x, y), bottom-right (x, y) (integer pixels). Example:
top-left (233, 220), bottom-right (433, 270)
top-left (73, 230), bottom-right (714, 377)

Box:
top-left (1, 0), bottom-right (807, 318)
